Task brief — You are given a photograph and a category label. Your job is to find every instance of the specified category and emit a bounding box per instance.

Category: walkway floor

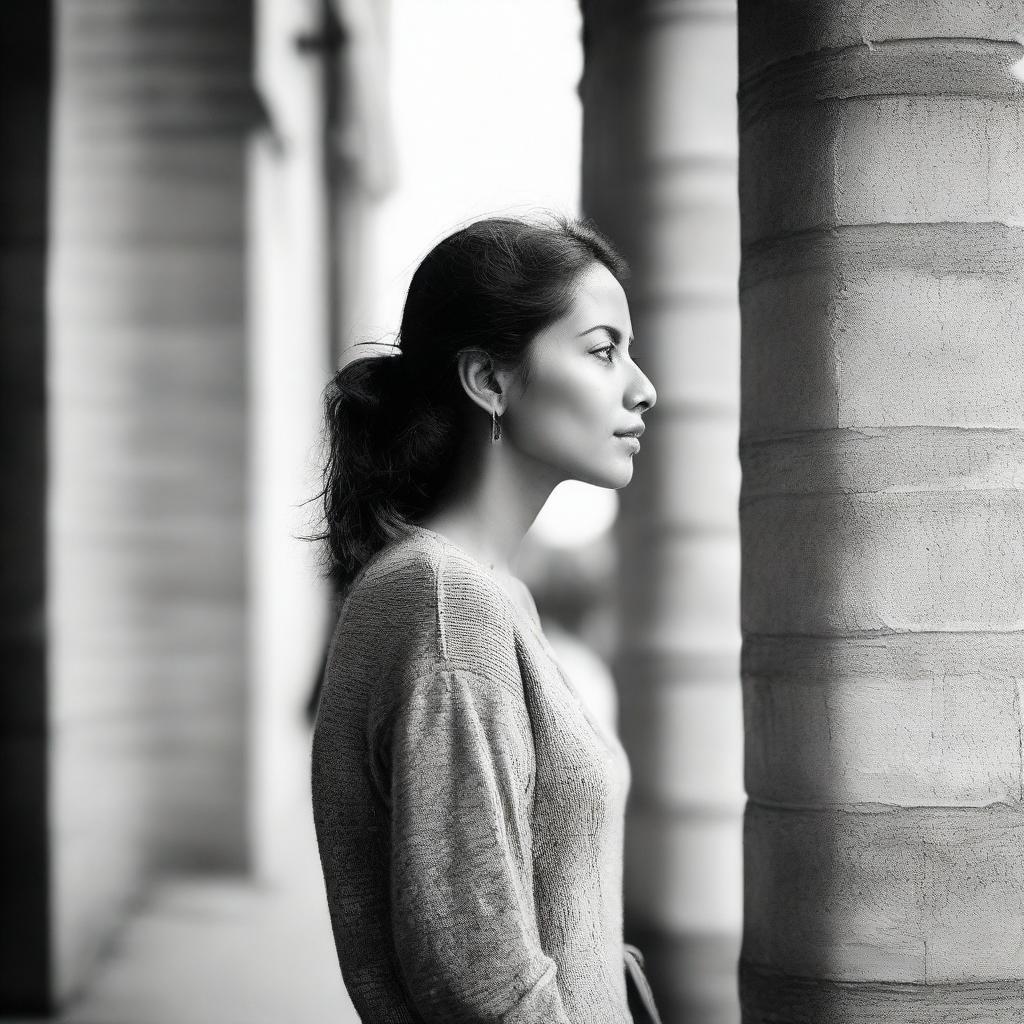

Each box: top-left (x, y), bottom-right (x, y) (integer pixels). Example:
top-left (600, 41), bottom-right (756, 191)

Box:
top-left (5, 729), bottom-right (360, 1024)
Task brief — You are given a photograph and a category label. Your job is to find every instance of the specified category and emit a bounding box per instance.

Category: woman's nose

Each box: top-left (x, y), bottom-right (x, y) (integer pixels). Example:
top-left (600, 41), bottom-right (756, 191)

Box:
top-left (629, 363), bottom-right (657, 413)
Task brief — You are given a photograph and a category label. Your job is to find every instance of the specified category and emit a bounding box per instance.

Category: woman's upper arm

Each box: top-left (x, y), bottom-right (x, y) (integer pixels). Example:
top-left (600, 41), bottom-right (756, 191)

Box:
top-left (386, 664), bottom-right (570, 1024)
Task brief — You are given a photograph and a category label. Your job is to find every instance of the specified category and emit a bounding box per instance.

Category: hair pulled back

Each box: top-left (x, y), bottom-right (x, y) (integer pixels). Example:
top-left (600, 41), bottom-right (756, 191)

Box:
top-left (315, 213), bottom-right (628, 584)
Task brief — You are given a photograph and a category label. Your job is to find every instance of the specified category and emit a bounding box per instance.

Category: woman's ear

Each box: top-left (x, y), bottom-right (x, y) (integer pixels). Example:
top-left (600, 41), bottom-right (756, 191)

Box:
top-left (456, 349), bottom-right (508, 416)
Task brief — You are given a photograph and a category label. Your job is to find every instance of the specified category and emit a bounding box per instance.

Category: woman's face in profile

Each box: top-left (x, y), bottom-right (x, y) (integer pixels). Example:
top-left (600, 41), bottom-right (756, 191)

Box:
top-left (504, 262), bottom-right (657, 489)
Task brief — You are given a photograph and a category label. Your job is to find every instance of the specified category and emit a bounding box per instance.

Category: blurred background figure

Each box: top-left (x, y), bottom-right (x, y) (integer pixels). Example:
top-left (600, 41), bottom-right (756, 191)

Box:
top-left (3, 1), bottom-right (741, 1022)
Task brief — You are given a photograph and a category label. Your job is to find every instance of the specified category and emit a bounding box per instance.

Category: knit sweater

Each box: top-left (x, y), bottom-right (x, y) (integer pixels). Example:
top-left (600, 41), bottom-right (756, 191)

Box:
top-left (310, 524), bottom-right (634, 1023)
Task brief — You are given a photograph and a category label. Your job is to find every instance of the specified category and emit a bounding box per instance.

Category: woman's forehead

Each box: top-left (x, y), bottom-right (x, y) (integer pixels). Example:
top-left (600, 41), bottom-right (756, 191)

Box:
top-left (567, 264), bottom-right (631, 327)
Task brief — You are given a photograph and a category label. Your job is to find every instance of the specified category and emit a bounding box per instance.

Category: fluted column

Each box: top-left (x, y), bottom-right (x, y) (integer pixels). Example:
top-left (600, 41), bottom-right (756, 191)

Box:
top-left (739, 3), bottom-right (1024, 1020)
top-left (581, 2), bottom-right (743, 1021)
top-left (49, 0), bottom-right (257, 999)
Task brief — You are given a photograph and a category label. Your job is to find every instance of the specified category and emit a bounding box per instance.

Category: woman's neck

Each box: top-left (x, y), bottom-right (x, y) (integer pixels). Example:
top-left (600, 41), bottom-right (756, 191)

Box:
top-left (419, 442), bottom-right (561, 577)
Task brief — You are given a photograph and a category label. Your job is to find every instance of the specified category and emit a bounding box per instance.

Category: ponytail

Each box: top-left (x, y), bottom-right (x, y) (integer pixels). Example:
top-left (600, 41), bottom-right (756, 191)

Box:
top-left (316, 348), bottom-right (460, 584)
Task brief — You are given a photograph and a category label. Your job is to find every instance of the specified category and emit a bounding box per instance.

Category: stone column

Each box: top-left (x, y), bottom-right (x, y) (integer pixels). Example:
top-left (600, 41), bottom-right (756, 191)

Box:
top-left (739, 3), bottom-right (1024, 1020)
top-left (580, 2), bottom-right (744, 1021)
top-left (49, 0), bottom-right (257, 999)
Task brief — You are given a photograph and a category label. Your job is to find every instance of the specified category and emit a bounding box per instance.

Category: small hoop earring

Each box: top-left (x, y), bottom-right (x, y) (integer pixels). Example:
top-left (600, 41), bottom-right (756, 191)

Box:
top-left (491, 408), bottom-right (502, 442)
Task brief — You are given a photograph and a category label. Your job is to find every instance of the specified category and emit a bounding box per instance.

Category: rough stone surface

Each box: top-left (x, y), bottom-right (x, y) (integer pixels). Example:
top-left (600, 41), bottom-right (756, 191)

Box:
top-left (742, 258), bottom-right (1024, 437)
top-left (743, 669), bottom-right (1023, 808)
top-left (739, 1), bottom-right (1024, 1018)
top-left (741, 98), bottom-right (1024, 244)
top-left (742, 489), bottom-right (1024, 634)
top-left (740, 1), bottom-right (1023, 74)
top-left (743, 805), bottom-right (1024, 983)
top-left (741, 963), bottom-right (1024, 1024)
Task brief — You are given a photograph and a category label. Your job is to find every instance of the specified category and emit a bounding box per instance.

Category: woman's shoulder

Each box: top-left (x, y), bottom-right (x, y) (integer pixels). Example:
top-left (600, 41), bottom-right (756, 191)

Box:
top-left (365, 525), bottom-right (513, 601)
top-left (348, 526), bottom-right (522, 661)
top-left (335, 528), bottom-right (538, 728)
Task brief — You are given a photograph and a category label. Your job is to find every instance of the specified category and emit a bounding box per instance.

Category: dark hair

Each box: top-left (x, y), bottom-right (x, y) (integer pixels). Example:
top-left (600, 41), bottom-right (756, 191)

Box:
top-left (313, 213), bottom-right (629, 584)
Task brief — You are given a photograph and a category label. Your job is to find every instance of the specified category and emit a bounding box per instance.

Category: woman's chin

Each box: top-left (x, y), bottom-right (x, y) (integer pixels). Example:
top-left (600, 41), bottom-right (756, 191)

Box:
top-left (578, 461), bottom-right (634, 490)
top-left (611, 465), bottom-right (635, 489)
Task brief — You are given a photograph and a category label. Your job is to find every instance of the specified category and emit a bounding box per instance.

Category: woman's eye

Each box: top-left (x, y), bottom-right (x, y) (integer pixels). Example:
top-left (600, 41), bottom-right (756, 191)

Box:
top-left (594, 346), bottom-right (615, 363)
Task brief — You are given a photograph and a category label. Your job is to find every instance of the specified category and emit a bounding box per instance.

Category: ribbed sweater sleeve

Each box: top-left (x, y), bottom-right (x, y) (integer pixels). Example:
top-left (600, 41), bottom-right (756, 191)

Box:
top-left (385, 662), bottom-right (572, 1024)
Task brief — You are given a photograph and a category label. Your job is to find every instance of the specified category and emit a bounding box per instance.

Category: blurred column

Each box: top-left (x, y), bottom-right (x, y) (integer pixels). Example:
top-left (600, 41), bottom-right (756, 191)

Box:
top-left (0, 5), bottom-right (53, 1014)
top-left (580, 2), bottom-right (743, 1022)
top-left (49, 0), bottom-right (258, 999)
top-left (739, 4), bottom-right (1024, 1021)
top-left (325, 0), bottom-right (394, 363)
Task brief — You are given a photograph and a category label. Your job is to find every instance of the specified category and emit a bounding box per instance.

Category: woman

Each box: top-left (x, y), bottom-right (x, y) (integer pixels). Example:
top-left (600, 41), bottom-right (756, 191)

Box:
top-left (310, 214), bottom-right (660, 1023)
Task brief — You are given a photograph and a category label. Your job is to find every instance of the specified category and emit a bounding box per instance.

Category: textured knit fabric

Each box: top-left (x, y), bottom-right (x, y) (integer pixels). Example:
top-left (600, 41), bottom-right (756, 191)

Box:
top-left (310, 524), bottom-right (634, 1024)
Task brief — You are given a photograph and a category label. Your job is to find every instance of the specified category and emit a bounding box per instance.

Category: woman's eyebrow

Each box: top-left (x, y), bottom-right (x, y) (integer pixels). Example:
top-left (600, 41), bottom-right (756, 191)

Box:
top-left (577, 325), bottom-right (634, 348)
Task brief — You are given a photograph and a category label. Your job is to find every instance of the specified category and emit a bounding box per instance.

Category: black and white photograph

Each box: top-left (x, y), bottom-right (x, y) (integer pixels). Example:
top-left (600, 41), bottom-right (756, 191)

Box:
top-left (4, 2), bottom-right (1024, 1022)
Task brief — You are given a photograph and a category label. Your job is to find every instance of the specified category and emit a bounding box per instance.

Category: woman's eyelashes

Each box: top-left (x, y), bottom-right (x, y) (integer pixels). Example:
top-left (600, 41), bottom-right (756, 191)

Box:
top-left (592, 340), bottom-right (637, 366)
top-left (588, 325), bottom-right (636, 365)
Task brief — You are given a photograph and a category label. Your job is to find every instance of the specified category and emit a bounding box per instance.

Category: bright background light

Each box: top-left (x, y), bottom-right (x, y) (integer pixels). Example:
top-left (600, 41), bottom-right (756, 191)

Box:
top-left (345, 0), bottom-right (612, 547)
top-left (362, 0), bottom-right (585, 337)
top-left (529, 481), bottom-right (619, 548)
